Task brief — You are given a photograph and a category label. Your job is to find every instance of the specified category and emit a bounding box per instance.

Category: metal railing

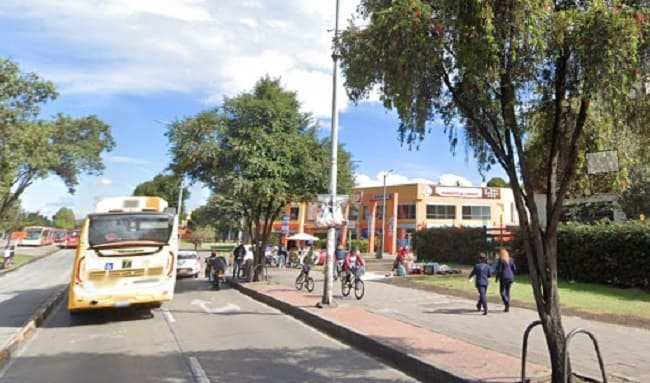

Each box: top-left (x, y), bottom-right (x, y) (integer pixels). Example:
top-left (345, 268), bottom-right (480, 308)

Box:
top-left (520, 321), bottom-right (609, 383)
top-left (563, 328), bottom-right (607, 383)
top-left (520, 320), bottom-right (542, 383)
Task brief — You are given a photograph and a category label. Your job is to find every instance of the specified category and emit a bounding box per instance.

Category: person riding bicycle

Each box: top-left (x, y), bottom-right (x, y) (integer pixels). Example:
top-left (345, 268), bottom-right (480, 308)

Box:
top-left (343, 246), bottom-right (365, 283)
top-left (299, 246), bottom-right (314, 281)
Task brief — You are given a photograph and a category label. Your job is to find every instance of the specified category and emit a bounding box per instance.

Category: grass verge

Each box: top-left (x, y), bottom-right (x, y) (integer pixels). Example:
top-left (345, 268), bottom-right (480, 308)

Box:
top-left (415, 273), bottom-right (650, 320)
top-left (3, 254), bottom-right (34, 269)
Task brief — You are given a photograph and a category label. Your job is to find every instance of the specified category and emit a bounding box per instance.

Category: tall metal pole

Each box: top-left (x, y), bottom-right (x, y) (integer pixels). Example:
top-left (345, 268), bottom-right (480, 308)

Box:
top-left (321, 0), bottom-right (340, 306)
top-left (177, 177), bottom-right (184, 218)
top-left (380, 169), bottom-right (393, 259)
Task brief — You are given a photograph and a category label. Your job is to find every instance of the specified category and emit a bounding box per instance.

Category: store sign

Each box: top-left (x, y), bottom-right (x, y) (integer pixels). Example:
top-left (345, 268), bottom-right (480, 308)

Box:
top-left (433, 186), bottom-right (500, 199)
top-left (280, 215), bottom-right (290, 234)
top-left (371, 193), bottom-right (391, 201)
top-left (434, 186), bottom-right (482, 198)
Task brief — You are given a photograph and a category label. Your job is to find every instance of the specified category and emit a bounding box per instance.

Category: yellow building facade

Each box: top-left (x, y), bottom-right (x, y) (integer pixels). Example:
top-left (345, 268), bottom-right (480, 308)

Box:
top-left (274, 183), bottom-right (518, 255)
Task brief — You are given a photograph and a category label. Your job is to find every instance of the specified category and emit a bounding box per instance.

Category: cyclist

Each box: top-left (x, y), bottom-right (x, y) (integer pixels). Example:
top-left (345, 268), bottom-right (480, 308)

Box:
top-left (343, 246), bottom-right (365, 283)
top-left (298, 246), bottom-right (314, 283)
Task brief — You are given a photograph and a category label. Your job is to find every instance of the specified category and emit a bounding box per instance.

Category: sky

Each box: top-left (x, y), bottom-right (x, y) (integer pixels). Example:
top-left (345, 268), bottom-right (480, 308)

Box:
top-left (0, 0), bottom-right (506, 219)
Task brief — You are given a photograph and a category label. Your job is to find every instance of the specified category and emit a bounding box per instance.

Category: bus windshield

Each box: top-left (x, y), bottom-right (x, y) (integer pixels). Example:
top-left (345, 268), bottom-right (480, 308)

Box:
top-left (88, 213), bottom-right (174, 247)
top-left (25, 229), bottom-right (43, 240)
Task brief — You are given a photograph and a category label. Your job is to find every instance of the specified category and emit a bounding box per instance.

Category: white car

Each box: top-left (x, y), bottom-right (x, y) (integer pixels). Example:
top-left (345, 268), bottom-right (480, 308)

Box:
top-left (231, 244), bottom-right (255, 262)
top-left (177, 251), bottom-right (201, 278)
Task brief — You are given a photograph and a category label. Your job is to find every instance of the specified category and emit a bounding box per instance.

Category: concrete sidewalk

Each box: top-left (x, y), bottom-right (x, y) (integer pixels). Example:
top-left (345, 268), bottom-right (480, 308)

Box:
top-left (237, 269), bottom-right (649, 383)
top-left (231, 280), bottom-right (550, 383)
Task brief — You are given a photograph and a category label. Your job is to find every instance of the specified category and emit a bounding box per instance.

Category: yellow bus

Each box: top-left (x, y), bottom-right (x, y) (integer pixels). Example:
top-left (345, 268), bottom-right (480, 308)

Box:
top-left (68, 196), bottom-right (179, 313)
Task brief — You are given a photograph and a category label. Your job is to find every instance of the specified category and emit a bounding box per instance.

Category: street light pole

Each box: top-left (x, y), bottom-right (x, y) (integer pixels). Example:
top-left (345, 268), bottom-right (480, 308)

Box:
top-left (321, 0), bottom-right (340, 306)
top-left (380, 169), bottom-right (393, 259)
top-left (177, 177), bottom-right (184, 218)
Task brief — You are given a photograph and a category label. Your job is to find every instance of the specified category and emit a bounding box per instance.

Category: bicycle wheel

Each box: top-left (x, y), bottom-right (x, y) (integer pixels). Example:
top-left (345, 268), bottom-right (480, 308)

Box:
top-left (341, 278), bottom-right (351, 297)
top-left (305, 277), bottom-right (315, 292)
top-left (354, 279), bottom-right (365, 300)
top-left (295, 274), bottom-right (304, 290)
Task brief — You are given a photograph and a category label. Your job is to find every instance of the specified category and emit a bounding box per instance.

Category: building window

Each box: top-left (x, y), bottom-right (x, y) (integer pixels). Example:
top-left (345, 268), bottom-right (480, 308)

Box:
top-left (361, 205), bottom-right (369, 221)
top-left (426, 205), bottom-right (456, 219)
top-left (290, 207), bottom-right (299, 220)
top-left (462, 205), bottom-right (491, 220)
top-left (397, 204), bottom-right (416, 219)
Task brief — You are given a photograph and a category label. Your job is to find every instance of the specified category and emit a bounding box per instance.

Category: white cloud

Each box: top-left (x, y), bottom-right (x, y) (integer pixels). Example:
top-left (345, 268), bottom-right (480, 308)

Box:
top-left (439, 173), bottom-right (473, 187)
top-left (98, 178), bottom-right (113, 186)
top-left (0, 0), bottom-right (361, 118)
top-left (354, 172), bottom-right (437, 188)
top-left (354, 172), bottom-right (476, 188)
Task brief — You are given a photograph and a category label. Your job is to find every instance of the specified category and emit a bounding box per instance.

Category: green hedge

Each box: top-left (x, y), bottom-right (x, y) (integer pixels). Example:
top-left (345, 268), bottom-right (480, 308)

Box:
top-left (555, 222), bottom-right (650, 288)
top-left (509, 222), bottom-right (650, 288)
top-left (412, 227), bottom-right (487, 265)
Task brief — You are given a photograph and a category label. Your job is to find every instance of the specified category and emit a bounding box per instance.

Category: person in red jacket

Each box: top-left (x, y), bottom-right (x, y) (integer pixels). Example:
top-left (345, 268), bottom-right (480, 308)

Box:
top-left (343, 246), bottom-right (365, 282)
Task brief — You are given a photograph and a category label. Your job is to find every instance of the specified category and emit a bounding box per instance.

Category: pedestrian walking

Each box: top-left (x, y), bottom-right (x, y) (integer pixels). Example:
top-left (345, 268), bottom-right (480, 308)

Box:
top-left (278, 244), bottom-right (287, 268)
top-left (468, 252), bottom-right (491, 315)
top-left (232, 243), bottom-right (245, 278)
top-left (495, 247), bottom-right (517, 312)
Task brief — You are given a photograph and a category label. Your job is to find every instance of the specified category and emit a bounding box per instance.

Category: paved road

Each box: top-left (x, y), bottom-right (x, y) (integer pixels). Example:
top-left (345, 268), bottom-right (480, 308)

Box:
top-left (269, 267), bottom-right (650, 382)
top-left (0, 249), bottom-right (74, 348)
top-left (0, 276), bottom-right (416, 383)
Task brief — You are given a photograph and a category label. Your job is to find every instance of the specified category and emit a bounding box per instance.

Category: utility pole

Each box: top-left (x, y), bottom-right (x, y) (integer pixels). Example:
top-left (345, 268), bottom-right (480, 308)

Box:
top-left (321, 0), bottom-right (341, 306)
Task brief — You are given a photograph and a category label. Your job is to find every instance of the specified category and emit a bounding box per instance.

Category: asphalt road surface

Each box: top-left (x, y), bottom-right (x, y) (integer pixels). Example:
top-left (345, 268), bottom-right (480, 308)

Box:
top-left (0, 275), bottom-right (416, 383)
top-left (0, 248), bottom-right (74, 344)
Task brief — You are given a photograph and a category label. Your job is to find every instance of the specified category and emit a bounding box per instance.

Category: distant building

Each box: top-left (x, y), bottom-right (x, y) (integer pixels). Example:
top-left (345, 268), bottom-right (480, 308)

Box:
top-left (272, 183), bottom-right (519, 255)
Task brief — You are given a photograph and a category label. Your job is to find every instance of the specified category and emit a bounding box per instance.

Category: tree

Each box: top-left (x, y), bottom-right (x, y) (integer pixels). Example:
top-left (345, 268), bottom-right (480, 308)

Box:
top-left (486, 177), bottom-right (508, 188)
top-left (190, 194), bottom-right (242, 241)
top-left (619, 177), bottom-right (650, 219)
top-left (132, 173), bottom-right (189, 215)
top-left (24, 211), bottom-right (51, 227)
top-left (52, 207), bottom-right (76, 230)
top-left (0, 57), bottom-right (115, 222)
top-left (337, 2), bottom-right (643, 381)
top-left (167, 76), bottom-right (356, 279)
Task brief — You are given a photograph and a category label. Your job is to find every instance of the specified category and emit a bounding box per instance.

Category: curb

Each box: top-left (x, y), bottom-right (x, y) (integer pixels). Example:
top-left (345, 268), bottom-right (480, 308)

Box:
top-left (0, 286), bottom-right (67, 370)
top-left (0, 247), bottom-right (61, 277)
top-left (229, 280), bottom-right (466, 383)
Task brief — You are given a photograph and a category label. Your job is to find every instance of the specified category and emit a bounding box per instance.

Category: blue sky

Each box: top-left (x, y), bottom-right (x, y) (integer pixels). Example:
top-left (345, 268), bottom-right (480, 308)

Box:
top-left (0, 0), bottom-right (506, 219)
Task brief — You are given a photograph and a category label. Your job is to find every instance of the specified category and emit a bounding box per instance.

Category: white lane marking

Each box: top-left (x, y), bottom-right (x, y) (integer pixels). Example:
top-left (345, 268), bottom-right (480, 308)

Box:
top-left (191, 299), bottom-right (240, 314)
top-left (161, 307), bottom-right (176, 323)
top-left (187, 356), bottom-right (210, 383)
top-left (0, 293), bottom-right (15, 305)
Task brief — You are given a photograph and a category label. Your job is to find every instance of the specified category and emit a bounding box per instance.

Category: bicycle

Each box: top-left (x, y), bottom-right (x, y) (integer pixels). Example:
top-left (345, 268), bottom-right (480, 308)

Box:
top-left (341, 269), bottom-right (365, 300)
top-left (295, 269), bottom-right (315, 292)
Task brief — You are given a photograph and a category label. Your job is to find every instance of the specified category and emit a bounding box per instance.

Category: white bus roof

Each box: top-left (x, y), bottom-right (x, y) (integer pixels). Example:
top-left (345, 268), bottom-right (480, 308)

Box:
top-left (95, 196), bottom-right (169, 213)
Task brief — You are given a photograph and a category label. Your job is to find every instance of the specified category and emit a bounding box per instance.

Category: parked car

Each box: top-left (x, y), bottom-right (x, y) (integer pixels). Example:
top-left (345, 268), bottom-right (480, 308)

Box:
top-left (65, 230), bottom-right (80, 249)
top-left (177, 251), bottom-right (201, 278)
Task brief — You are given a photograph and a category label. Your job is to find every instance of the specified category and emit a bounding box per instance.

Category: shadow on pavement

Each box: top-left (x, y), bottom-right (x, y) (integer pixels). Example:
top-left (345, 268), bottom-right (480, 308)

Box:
top-left (0, 286), bottom-right (67, 328)
top-left (2, 347), bottom-right (415, 383)
top-left (423, 307), bottom-right (485, 315)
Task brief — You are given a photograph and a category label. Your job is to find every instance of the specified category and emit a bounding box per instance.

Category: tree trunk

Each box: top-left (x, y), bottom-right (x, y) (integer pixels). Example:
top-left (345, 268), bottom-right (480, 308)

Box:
top-left (524, 213), bottom-right (570, 383)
